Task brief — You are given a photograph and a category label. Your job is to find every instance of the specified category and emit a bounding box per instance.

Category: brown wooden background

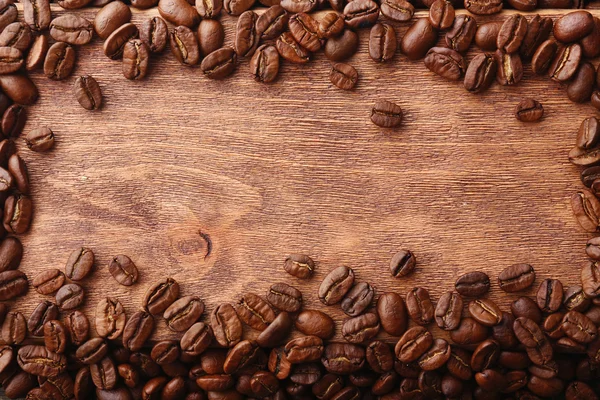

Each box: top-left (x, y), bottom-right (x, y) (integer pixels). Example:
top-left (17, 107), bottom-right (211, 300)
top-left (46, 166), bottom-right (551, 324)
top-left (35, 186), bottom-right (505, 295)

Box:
top-left (10, 5), bottom-right (600, 343)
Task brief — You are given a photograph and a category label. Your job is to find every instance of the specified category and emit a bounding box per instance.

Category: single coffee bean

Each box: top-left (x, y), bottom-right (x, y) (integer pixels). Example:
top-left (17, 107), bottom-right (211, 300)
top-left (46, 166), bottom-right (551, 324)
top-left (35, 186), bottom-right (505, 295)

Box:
top-left (469, 298), bottom-right (502, 327)
top-left (581, 16), bottom-right (600, 58)
top-left (582, 261), bottom-right (600, 298)
top-left (0, 237), bottom-right (19, 273)
top-left (535, 278), bottom-right (563, 313)
top-left (235, 293), bottom-right (276, 330)
top-left (497, 14), bottom-right (528, 54)
top-left (223, 0), bottom-right (255, 14)
top-left (143, 277), bottom-right (179, 315)
top-left (324, 29), bottom-right (358, 62)
top-left (25, 34), bottom-right (48, 71)
top-left (289, 12), bottom-right (320, 53)
top-left (561, 310), bottom-right (597, 344)
top-left (570, 145), bottom-right (600, 167)
top-left (406, 287), bottom-right (434, 326)
top-left (1, 104), bottom-right (24, 138)
top-left (341, 282), bottom-right (374, 317)
top-left (0, 138), bottom-right (14, 167)
top-left (520, 15), bottom-right (553, 60)
top-left (65, 310), bottom-right (89, 346)
top-left (0, 270), bottom-right (27, 300)
top-left (140, 17), bottom-right (167, 53)
top-left (450, 317), bottom-right (489, 345)
top-left (447, 346), bottom-right (473, 380)
top-left (64, 247), bottom-right (94, 281)
top-left (122, 311), bottom-right (154, 352)
top-left (566, 381), bottom-right (597, 399)
top-left (158, 0), bottom-right (200, 27)
top-left (434, 291), bottom-right (463, 331)
top-left (389, 250), bottom-right (416, 278)
top-left (475, 369), bottom-right (507, 392)
top-left (90, 357), bottom-right (117, 390)
top-left (151, 340), bottom-right (180, 366)
top-left (567, 62), bottom-right (595, 103)
top-left (266, 282), bottom-right (302, 313)
top-left (341, 312), bottom-right (380, 343)
top-left (495, 50), bottom-right (523, 85)
top-left (464, 0), bottom-right (501, 15)
top-left (492, 312), bottom-right (518, 349)
top-left (180, 322), bottom-right (212, 356)
top-left (142, 377), bottom-right (169, 398)
top-left (0, 0), bottom-right (16, 34)
top-left (117, 364), bottom-right (139, 389)
top-left (441, 373), bottom-right (464, 397)
top-left (32, 269), bottom-right (64, 295)
top-left (73, 75), bottom-right (102, 111)
top-left (95, 297), bottom-right (126, 339)
top-left (0, 46), bottom-right (22, 75)
top-left (554, 10), bottom-right (594, 43)
top-left (564, 285), bottom-right (591, 312)
top-left (318, 266), bottom-right (355, 305)
top-left (531, 39), bottom-right (557, 75)
top-left (28, 300), bottom-right (59, 336)
top-left (512, 296), bottom-right (542, 324)
top-left (375, 292), bottom-right (407, 337)
top-left (471, 339), bottom-right (500, 372)
top-left (200, 47), bottom-right (237, 79)
top-left (234, 10), bottom-right (259, 58)
top-left (163, 295), bottom-right (204, 332)
top-left (395, 326), bottom-right (433, 363)
top-left (256, 5), bottom-right (288, 41)
top-left (170, 25), bottom-right (199, 66)
top-left (424, 46), bottom-right (465, 81)
top-left (515, 99), bottom-right (544, 122)
top-left (0, 74), bottom-right (37, 105)
top-left (369, 23), bottom-right (396, 62)
top-left (508, 0), bottom-right (536, 10)
top-left (429, 0), bottom-right (454, 29)
top-left (498, 263), bottom-right (535, 292)
top-left (284, 335), bottom-right (323, 363)
top-left (268, 347), bottom-right (291, 379)
top-left (572, 189), bottom-right (600, 232)
top-left (76, 338), bottom-right (108, 365)
top-left (103, 23), bottom-right (138, 59)
top-left (446, 15), bottom-right (477, 53)
top-left (49, 15), bottom-right (93, 45)
top-left (366, 341), bottom-right (393, 373)
top-left (321, 343), bottom-right (364, 374)
top-left (2, 311), bottom-right (25, 344)
top-left (18, 345), bottom-right (67, 377)
top-left (371, 100), bottom-right (402, 128)
top-left (94, 1), bottom-right (131, 40)
top-left (455, 271), bottom-right (490, 297)
top-left (513, 317), bottom-right (546, 348)
top-left (329, 62), bottom-right (357, 90)
top-left (343, 0), bottom-right (379, 29)
top-left (464, 52), bottom-right (497, 93)
top-left (528, 375), bottom-right (564, 397)
top-left (587, 237), bottom-right (600, 260)
top-left (44, 320), bottom-right (67, 354)
top-left (549, 43), bottom-right (581, 82)
top-left (211, 303), bottom-right (242, 347)
top-left (577, 117), bottom-right (600, 150)
top-left (400, 18), bottom-right (437, 60)
top-left (295, 309), bottom-right (334, 339)
top-left (122, 39), bottom-right (149, 80)
top-left (583, 166), bottom-right (600, 188)
top-left (0, 166), bottom-right (12, 193)
top-left (249, 44), bottom-right (279, 83)
top-left (256, 311), bottom-right (292, 348)
top-left (312, 373), bottom-right (343, 398)
top-left (475, 21), bottom-right (502, 51)
top-left (276, 32), bottom-right (310, 63)
top-left (26, 127), bottom-right (54, 152)
top-left (196, 0), bottom-right (222, 18)
top-left (380, 0), bottom-right (413, 22)
top-left (108, 255), bottom-right (138, 286)
top-left (249, 370), bottom-right (278, 397)
top-left (418, 338), bottom-right (450, 371)
top-left (0, 22), bottom-right (32, 52)
top-left (283, 254), bottom-right (314, 279)
top-left (56, 283), bottom-right (84, 311)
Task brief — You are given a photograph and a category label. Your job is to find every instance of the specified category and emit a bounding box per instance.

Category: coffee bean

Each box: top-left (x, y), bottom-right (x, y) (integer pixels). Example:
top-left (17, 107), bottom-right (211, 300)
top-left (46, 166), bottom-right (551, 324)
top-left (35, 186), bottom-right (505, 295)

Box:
top-left (73, 75), bottom-right (102, 111)
top-left (341, 282), bottom-right (374, 317)
top-left (433, 291), bottom-right (462, 331)
top-left (0, 0), bottom-right (16, 34)
top-left (122, 39), bottom-right (149, 80)
top-left (475, 369), bottom-right (507, 392)
top-left (256, 5), bottom-right (289, 41)
top-left (312, 373), bottom-right (343, 398)
top-left (211, 303), bottom-right (242, 348)
top-left (18, 345), bottom-right (67, 378)
top-left (528, 375), bottom-right (564, 397)
top-left (295, 309), bottom-right (334, 339)
top-left (76, 338), bottom-right (108, 365)
top-left (475, 22), bottom-right (502, 51)
top-left (32, 269), bottom-right (64, 295)
top-left (497, 14), bottom-right (527, 54)
top-left (446, 15), bottom-right (477, 53)
top-left (285, 335), bottom-right (323, 363)
top-left (583, 261), bottom-right (600, 298)
top-left (324, 29), bottom-right (358, 61)
top-left (234, 10), bottom-right (259, 58)
top-left (580, 16), bottom-right (600, 59)
top-left (561, 310), bottom-right (597, 344)
top-left (138, 17), bottom-right (167, 55)
top-left (200, 47), bottom-right (237, 79)
top-left (512, 296), bottom-right (542, 324)
top-left (577, 117), bottom-right (600, 150)
top-left (143, 277), bottom-right (179, 315)
top-left (381, 0), bottom-right (413, 22)
top-left (343, 0), bottom-right (379, 29)
top-left (256, 311), bottom-right (292, 348)
top-left (364, 341), bottom-right (393, 374)
top-left (424, 46), bottom-right (465, 81)
top-left (56, 283), bottom-right (84, 311)
top-left (0, 166), bottom-right (12, 193)
top-left (150, 340), bottom-right (180, 366)
top-left (43, 320), bottom-right (66, 355)
top-left (235, 293), bottom-right (276, 330)
top-left (92, 1), bottom-right (131, 40)
top-left (369, 23), bottom-right (396, 62)
top-left (283, 254), bottom-right (314, 279)
top-left (1, 104), bottom-right (25, 138)
top-left (6, 155), bottom-right (27, 197)
top-left (0, 47), bottom-right (21, 75)
top-left (319, 266), bottom-right (354, 305)
top-left (50, 15), bottom-right (93, 45)
top-left (265, 283), bottom-right (301, 313)
top-left (406, 287), bottom-right (434, 326)
top-left (103, 23), bottom-right (138, 59)
top-left (554, 10), bottom-right (594, 43)
top-left (534, 278), bottom-right (563, 314)
top-left (429, 0), bottom-right (454, 29)
top-left (549, 43), bottom-right (581, 82)
top-left (25, 34), bottom-right (48, 71)
top-left (169, 25), bottom-right (199, 67)
top-left (223, 0), bottom-right (255, 14)
top-left (95, 297), bottom-right (126, 340)
top-left (63, 247), bottom-right (93, 282)
top-left (498, 263), bottom-right (535, 292)
top-left (65, 310), bottom-right (89, 346)
top-left (567, 62), bottom-right (595, 103)
top-left (469, 299), bottom-right (502, 327)
top-left (492, 312), bottom-right (518, 349)
top-left (90, 357), bottom-right (117, 390)
top-left (0, 139), bottom-right (14, 167)
top-left (196, 20), bottom-right (224, 58)
top-left (108, 255), bottom-right (138, 286)
top-left (564, 285), bottom-right (591, 312)
top-left (276, 32), bottom-right (310, 63)
top-left (289, 364), bottom-right (321, 386)
top-left (0, 22), bottom-right (32, 53)
top-left (196, 0), bottom-right (222, 18)
top-left (117, 364), bottom-right (138, 389)
top-left (316, 11), bottom-right (344, 40)
top-left (268, 347), bottom-right (291, 379)
top-left (495, 50), bottom-right (523, 85)
top-left (321, 343), bottom-right (364, 374)
top-left (515, 99), bottom-right (544, 122)
top-left (158, 0), bottom-right (200, 27)
top-left (464, 0), bottom-right (501, 15)
top-left (0, 346), bottom-right (14, 377)
top-left (143, 376), bottom-right (169, 398)
top-left (163, 295), bottom-right (204, 332)
top-left (418, 338), bottom-right (450, 371)
top-left (289, 12), bottom-right (320, 53)
top-left (520, 15), bottom-right (553, 60)
top-left (26, 127), bottom-right (54, 152)
top-left (122, 311), bottom-right (154, 352)
top-left (400, 18), bottom-right (437, 60)
top-left (455, 271), bottom-right (490, 297)
top-left (2, 311), bottom-right (25, 344)
top-left (450, 318), bottom-right (489, 345)
top-left (250, 370), bottom-right (278, 397)
top-left (470, 339), bottom-right (500, 372)
top-left (28, 300), bottom-right (59, 337)
top-left (513, 317), bottom-right (546, 348)
top-left (582, 166), bottom-right (600, 188)
top-left (341, 312), bottom-right (380, 343)
top-left (0, 75), bottom-right (37, 105)
top-left (571, 189), bottom-right (600, 231)
top-left (0, 270), bottom-right (27, 300)
top-left (447, 346), bottom-right (473, 380)
top-left (464, 53), bottom-right (497, 93)
top-left (329, 62), bottom-right (357, 90)
top-left (395, 326), bottom-right (433, 363)
top-left (371, 100), bottom-right (402, 128)
top-left (531, 39), bottom-right (557, 75)
top-left (180, 322), bottom-right (212, 356)
top-left (570, 144), bottom-right (600, 167)
top-left (566, 381), bottom-right (597, 399)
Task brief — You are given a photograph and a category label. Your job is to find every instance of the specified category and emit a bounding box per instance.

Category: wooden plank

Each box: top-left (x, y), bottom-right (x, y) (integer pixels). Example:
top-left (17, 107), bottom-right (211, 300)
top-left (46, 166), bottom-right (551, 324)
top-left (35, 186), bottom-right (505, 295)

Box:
top-left (10, 5), bottom-right (600, 344)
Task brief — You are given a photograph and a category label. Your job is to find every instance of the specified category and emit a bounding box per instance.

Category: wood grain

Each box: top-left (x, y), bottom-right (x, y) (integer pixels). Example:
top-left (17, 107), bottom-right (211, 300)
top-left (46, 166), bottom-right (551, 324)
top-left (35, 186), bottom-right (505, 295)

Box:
top-left (9, 5), bottom-right (600, 345)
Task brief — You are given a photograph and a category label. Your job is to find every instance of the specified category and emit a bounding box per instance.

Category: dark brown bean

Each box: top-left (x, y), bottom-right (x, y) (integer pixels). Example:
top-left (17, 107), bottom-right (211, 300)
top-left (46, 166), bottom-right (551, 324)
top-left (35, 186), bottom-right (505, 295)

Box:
top-left (140, 17), bottom-right (168, 53)
top-left (200, 47), bottom-right (237, 79)
top-left (33, 268), bottom-right (65, 295)
top-left (28, 300), bottom-right (59, 337)
top-left (515, 99), bottom-right (544, 122)
top-left (122, 311), bottom-right (154, 352)
top-left (536, 278), bottom-right (563, 313)
top-left (211, 303), bottom-right (242, 347)
top-left (56, 283), bottom-right (84, 311)
top-left (455, 271), bottom-right (490, 297)
top-left (2, 311), bottom-right (25, 344)
top-left (73, 75), bottom-right (102, 111)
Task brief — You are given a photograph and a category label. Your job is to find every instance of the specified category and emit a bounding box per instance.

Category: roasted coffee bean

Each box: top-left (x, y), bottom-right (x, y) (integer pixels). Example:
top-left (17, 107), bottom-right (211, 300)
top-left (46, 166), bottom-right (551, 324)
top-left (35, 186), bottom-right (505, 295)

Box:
top-left (44, 42), bottom-right (76, 81)
top-left (268, 347), bottom-right (291, 379)
top-left (416, 338), bottom-right (450, 372)
top-left (429, 0), bottom-right (454, 29)
top-left (528, 375), bottom-right (564, 397)
top-left (469, 299), bottom-right (502, 327)
top-left (64, 247), bottom-right (93, 282)
top-left (520, 15), bottom-right (553, 60)
top-left (249, 44), bottom-right (279, 84)
top-left (256, 5), bottom-right (289, 41)
top-left (284, 335), bottom-right (323, 363)
top-left (28, 300), bottom-right (59, 337)
top-left (283, 254), bottom-right (314, 279)
top-left (329, 62), bottom-right (357, 90)
top-left (143, 277), bottom-right (179, 315)
top-left (163, 295), bottom-right (204, 332)
top-left (446, 15), bottom-right (477, 53)
top-left (2, 311), bottom-right (25, 344)
top-left (158, 0), bottom-right (200, 27)
top-left (76, 338), bottom-right (108, 365)
top-left (0, 22), bottom-right (32, 53)
top-left (583, 166), bottom-right (600, 188)
top-left (450, 317), bottom-right (489, 345)
top-left (475, 369), bottom-right (507, 392)
top-left (578, 117), bottom-right (600, 150)
top-left (316, 12), bottom-right (344, 41)
top-left (532, 39), bottom-right (557, 75)
top-left (312, 373), bottom-right (343, 398)
top-left (73, 75), bottom-right (102, 111)
top-left (18, 345), bottom-right (67, 377)
top-left (536, 278), bottom-right (563, 313)
top-left (567, 62), bottom-right (595, 103)
top-left (90, 357), bottom-right (117, 390)
top-left (56, 283), bottom-right (84, 311)
top-left (180, 322), bottom-right (212, 356)
top-left (464, 53), bottom-right (497, 93)
top-left (380, 0), bottom-right (413, 22)
top-left (0, 46), bottom-right (22, 75)
top-left (561, 310), bottom-right (597, 344)
top-left (341, 313), bottom-right (379, 343)
top-left (108, 255), bottom-right (138, 286)
top-left (371, 100), bottom-right (402, 128)
top-left (554, 10), bottom-right (594, 43)
top-left (498, 263), bottom-right (535, 292)
top-left (143, 376), bottom-right (169, 398)
top-left (513, 317), bottom-right (546, 348)
top-left (341, 282), bottom-right (374, 317)
top-left (197, 19), bottom-right (224, 56)
top-left (570, 145), bottom-right (600, 167)
top-left (250, 370), bottom-right (278, 397)
top-left (566, 381), bottom-right (597, 399)
top-left (512, 296), bottom-right (542, 323)
top-left (33, 269), bottom-right (64, 295)
top-left (103, 23), bottom-right (138, 59)
top-left (1, 104), bottom-right (24, 139)
top-left (211, 303), bottom-right (242, 347)
top-left (129, 351), bottom-right (160, 378)
top-left (583, 261), bottom-right (600, 298)
top-left (405, 287), bottom-right (434, 325)
top-left (324, 29), bottom-right (358, 62)
top-left (151, 340), bottom-right (180, 366)
top-left (117, 364), bottom-right (139, 388)
top-left (196, 0), bottom-right (222, 18)
top-left (389, 250), bottom-right (416, 278)
top-left (93, 1), bottom-right (131, 40)
top-left (508, 0), bottom-right (536, 10)
top-left (289, 12), bottom-right (320, 53)
top-left (170, 25), bottom-right (199, 66)
top-left (3, 370), bottom-right (35, 398)
top-left (122, 311), bottom-right (154, 351)
top-left (25, 34), bottom-right (48, 71)
top-left (564, 285), bottom-right (591, 312)
top-left (549, 43), bottom-right (581, 82)
top-left (475, 21), bottom-right (502, 51)
top-left (223, 0), bottom-right (255, 15)
top-left (515, 99), bottom-right (544, 122)
top-left (49, 15), bottom-right (93, 45)
top-left (0, 0), bottom-right (16, 34)
top-left (322, 343), bottom-right (364, 374)
top-left (122, 39), bottom-right (149, 80)
top-left (140, 17), bottom-right (167, 53)
top-left (343, 0), bottom-right (378, 29)
top-left (224, 340), bottom-right (260, 374)
top-left (424, 46), bottom-right (465, 81)
top-left (455, 271), bottom-right (490, 297)
top-left (200, 47), bottom-right (237, 79)
top-left (0, 166), bottom-right (12, 193)
top-left (581, 17), bottom-right (600, 59)
top-left (266, 283), bottom-right (301, 313)
top-left (318, 266), bottom-right (354, 305)
top-left (25, 127), bottom-right (54, 153)
top-left (295, 309), bottom-right (334, 339)
top-left (256, 311), bottom-right (292, 348)
top-left (0, 74), bottom-right (37, 105)
top-left (365, 341), bottom-right (393, 373)
top-left (369, 23), bottom-right (396, 62)
top-left (5, 157), bottom-right (29, 194)
top-left (0, 270), bottom-right (27, 300)
top-left (464, 0), bottom-right (501, 15)
top-left (234, 11), bottom-right (259, 57)
top-left (571, 189), bottom-right (600, 231)
top-left (447, 347), bottom-right (473, 380)
top-left (65, 310), bottom-right (89, 346)
top-left (495, 50), bottom-right (523, 85)
top-left (276, 32), bottom-right (310, 63)
top-left (395, 326), bottom-right (433, 363)
top-left (471, 339), bottom-right (500, 372)
top-left (0, 138), bottom-right (13, 167)
top-left (434, 291), bottom-right (462, 331)
top-left (235, 293), bottom-right (275, 331)
top-left (95, 297), bottom-right (126, 339)
top-left (419, 370), bottom-right (443, 397)
top-left (401, 18), bottom-right (437, 60)
top-left (492, 312), bottom-right (518, 349)
top-left (497, 14), bottom-right (527, 54)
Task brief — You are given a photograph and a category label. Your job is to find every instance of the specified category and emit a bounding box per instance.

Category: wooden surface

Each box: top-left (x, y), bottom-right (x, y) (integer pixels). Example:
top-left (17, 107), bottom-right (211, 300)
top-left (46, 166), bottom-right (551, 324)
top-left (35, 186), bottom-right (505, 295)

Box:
top-left (10, 5), bottom-right (600, 344)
